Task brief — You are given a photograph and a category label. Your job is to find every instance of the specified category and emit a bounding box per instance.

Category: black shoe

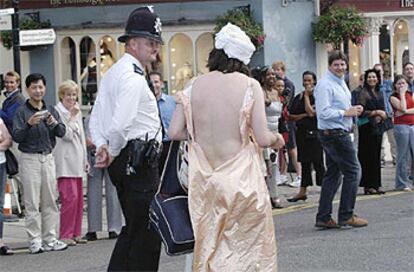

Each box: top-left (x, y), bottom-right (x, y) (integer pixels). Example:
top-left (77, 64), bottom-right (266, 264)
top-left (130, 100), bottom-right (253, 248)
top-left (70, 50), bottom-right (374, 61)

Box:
top-left (108, 231), bottom-right (118, 239)
top-left (287, 195), bottom-right (307, 202)
top-left (82, 232), bottom-right (97, 241)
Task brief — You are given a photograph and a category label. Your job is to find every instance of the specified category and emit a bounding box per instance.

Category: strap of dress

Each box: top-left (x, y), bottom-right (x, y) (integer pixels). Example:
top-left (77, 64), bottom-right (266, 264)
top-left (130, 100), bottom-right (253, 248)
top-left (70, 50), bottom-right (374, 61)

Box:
top-left (179, 81), bottom-right (195, 143)
top-left (240, 78), bottom-right (255, 145)
top-left (242, 78), bottom-right (254, 108)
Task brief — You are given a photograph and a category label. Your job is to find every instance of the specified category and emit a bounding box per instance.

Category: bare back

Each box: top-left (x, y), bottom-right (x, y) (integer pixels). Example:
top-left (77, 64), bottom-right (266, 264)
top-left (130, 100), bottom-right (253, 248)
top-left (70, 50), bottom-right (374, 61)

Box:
top-left (191, 71), bottom-right (250, 168)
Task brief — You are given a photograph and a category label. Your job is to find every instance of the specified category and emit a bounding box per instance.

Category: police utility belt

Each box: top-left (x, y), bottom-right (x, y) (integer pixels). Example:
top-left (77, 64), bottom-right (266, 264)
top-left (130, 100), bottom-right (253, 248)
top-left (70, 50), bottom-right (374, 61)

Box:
top-left (126, 127), bottom-right (163, 175)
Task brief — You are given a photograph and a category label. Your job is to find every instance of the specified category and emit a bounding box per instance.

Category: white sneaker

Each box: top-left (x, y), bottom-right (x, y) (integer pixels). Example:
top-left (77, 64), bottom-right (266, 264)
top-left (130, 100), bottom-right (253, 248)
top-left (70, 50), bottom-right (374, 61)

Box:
top-left (288, 176), bottom-right (301, 188)
top-left (43, 239), bottom-right (68, 252)
top-left (276, 174), bottom-right (288, 186)
top-left (29, 241), bottom-right (44, 254)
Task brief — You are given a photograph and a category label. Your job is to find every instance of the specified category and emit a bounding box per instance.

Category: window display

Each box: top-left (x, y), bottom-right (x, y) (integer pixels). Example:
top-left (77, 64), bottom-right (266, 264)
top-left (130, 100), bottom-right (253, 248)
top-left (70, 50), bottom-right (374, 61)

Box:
top-left (60, 37), bottom-right (77, 82)
top-left (169, 33), bottom-right (193, 93)
top-left (79, 37), bottom-right (97, 105)
top-left (393, 20), bottom-right (409, 75)
top-left (196, 33), bottom-right (214, 75)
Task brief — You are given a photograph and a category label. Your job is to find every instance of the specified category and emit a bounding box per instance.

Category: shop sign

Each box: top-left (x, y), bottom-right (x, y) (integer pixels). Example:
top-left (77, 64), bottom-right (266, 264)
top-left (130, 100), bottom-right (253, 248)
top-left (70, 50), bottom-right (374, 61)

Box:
top-left (0, 15), bottom-right (11, 30)
top-left (19, 0), bottom-right (199, 9)
top-left (49, 0), bottom-right (119, 7)
top-left (0, 8), bottom-right (14, 16)
top-left (401, 0), bottom-right (413, 8)
top-left (19, 29), bottom-right (56, 46)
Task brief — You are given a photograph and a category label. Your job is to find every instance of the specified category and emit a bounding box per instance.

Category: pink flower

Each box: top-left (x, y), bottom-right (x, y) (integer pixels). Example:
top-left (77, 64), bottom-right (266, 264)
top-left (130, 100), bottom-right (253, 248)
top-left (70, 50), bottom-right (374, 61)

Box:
top-left (257, 34), bottom-right (266, 45)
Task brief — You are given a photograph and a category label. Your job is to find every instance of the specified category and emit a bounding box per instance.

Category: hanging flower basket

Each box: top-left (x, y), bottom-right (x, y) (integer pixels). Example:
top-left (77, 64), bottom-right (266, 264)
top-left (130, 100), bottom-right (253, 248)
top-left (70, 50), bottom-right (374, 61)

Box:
top-left (0, 17), bottom-right (51, 50)
top-left (215, 7), bottom-right (266, 51)
top-left (312, 7), bottom-right (368, 49)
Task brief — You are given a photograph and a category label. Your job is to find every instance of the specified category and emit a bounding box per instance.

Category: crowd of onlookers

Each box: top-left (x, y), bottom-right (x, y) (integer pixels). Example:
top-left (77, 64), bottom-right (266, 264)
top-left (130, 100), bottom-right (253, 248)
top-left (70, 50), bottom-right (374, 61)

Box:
top-left (252, 60), bottom-right (414, 209)
top-left (0, 72), bottom-right (122, 255)
top-left (0, 59), bottom-right (413, 256)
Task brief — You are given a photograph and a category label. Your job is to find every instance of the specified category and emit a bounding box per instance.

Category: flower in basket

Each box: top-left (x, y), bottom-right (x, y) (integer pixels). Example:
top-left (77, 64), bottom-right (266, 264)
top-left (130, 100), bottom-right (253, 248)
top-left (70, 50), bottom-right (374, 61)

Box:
top-left (312, 6), bottom-right (368, 49)
top-left (215, 8), bottom-right (266, 51)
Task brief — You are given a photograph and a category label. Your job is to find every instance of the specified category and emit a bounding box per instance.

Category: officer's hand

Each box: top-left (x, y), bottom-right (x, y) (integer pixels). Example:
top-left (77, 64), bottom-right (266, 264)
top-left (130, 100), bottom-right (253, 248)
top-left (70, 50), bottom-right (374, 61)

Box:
top-left (95, 145), bottom-right (111, 168)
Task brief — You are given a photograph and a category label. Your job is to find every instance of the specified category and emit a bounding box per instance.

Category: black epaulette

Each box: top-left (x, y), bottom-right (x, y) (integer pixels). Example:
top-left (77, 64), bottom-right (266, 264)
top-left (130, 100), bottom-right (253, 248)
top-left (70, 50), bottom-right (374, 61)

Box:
top-left (133, 64), bottom-right (144, 75)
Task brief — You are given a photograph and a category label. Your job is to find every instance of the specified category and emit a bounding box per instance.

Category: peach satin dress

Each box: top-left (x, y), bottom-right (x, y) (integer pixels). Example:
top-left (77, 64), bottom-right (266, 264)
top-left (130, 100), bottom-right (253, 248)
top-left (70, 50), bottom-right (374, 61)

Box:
top-left (178, 81), bottom-right (277, 272)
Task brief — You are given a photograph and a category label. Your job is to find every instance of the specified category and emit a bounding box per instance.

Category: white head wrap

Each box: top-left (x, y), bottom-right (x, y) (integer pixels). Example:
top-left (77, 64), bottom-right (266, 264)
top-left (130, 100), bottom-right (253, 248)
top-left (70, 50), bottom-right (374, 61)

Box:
top-left (215, 23), bottom-right (256, 65)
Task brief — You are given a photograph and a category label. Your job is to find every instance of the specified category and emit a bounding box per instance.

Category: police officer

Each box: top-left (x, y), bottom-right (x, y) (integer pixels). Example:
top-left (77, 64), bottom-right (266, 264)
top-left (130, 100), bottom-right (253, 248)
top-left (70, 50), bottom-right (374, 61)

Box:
top-left (89, 7), bottom-right (163, 271)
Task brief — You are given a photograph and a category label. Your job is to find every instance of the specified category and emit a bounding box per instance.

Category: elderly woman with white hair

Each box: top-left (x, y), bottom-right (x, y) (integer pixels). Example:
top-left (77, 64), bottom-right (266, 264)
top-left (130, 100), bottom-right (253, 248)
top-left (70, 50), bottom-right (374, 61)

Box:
top-left (53, 80), bottom-right (88, 246)
top-left (169, 23), bottom-right (283, 271)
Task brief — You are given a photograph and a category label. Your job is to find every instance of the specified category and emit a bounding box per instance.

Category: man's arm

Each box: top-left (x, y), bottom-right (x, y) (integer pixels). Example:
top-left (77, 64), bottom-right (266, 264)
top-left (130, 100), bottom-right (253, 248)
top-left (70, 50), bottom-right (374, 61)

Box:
top-left (12, 108), bottom-right (31, 143)
top-left (48, 107), bottom-right (66, 138)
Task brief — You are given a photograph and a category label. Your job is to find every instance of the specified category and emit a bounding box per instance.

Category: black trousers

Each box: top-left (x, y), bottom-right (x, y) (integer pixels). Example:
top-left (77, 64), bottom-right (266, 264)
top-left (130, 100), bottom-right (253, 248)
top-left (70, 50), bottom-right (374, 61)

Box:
top-left (358, 123), bottom-right (383, 189)
top-left (158, 141), bottom-right (171, 175)
top-left (107, 144), bottom-right (161, 272)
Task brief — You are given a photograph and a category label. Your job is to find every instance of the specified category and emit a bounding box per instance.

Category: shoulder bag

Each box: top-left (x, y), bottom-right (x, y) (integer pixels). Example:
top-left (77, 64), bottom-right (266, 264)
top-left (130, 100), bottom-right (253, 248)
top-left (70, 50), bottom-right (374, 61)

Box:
top-left (149, 141), bottom-right (194, 256)
top-left (5, 149), bottom-right (18, 176)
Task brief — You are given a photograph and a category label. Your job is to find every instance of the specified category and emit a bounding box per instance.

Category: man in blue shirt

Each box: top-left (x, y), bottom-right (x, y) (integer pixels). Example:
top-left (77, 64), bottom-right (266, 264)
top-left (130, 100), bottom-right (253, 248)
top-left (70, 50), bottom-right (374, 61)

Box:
top-left (149, 71), bottom-right (176, 173)
top-left (374, 63), bottom-right (396, 165)
top-left (314, 50), bottom-right (368, 229)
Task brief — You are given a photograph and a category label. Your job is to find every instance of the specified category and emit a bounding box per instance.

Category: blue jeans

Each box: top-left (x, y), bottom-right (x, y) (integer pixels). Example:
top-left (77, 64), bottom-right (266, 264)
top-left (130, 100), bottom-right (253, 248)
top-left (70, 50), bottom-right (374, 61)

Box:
top-left (394, 124), bottom-right (414, 189)
top-left (316, 131), bottom-right (361, 223)
top-left (0, 163), bottom-right (7, 238)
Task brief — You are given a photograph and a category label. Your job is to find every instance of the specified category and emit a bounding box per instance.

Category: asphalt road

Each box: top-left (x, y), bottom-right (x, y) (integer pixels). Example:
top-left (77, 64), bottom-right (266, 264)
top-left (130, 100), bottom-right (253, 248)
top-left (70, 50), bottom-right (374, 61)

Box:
top-left (1, 191), bottom-right (412, 272)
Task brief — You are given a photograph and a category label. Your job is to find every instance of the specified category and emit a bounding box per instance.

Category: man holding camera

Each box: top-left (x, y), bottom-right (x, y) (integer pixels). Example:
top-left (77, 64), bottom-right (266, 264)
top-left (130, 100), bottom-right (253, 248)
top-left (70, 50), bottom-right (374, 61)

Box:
top-left (12, 73), bottom-right (67, 254)
top-left (89, 7), bottom-right (163, 271)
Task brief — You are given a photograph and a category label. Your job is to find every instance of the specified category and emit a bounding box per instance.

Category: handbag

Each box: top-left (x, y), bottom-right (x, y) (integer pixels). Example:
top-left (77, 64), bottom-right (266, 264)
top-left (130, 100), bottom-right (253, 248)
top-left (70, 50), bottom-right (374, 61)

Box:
top-left (370, 117), bottom-right (393, 136)
top-left (149, 141), bottom-right (194, 256)
top-left (5, 149), bottom-right (18, 176)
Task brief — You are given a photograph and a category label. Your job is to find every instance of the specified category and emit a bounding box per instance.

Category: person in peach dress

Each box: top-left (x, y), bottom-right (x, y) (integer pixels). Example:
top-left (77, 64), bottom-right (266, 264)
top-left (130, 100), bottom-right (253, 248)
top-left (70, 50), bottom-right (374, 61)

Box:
top-left (169, 23), bottom-right (284, 272)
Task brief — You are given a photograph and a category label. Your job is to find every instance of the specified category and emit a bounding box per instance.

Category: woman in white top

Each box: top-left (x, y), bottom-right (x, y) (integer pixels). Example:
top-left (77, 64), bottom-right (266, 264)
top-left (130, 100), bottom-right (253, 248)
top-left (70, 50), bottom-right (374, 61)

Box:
top-left (0, 118), bottom-right (13, 255)
top-left (53, 80), bottom-right (88, 246)
top-left (259, 66), bottom-right (284, 209)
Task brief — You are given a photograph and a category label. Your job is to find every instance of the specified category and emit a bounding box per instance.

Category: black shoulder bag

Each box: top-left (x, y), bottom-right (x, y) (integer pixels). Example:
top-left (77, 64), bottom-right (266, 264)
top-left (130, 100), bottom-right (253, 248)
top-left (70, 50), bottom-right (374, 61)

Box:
top-left (5, 149), bottom-right (18, 176)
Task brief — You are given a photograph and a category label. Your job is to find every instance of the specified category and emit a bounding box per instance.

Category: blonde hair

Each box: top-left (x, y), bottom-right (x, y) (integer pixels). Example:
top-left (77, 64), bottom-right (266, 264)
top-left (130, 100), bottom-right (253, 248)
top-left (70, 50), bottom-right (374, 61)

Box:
top-left (58, 80), bottom-right (79, 101)
top-left (5, 71), bottom-right (20, 84)
top-left (272, 61), bottom-right (286, 72)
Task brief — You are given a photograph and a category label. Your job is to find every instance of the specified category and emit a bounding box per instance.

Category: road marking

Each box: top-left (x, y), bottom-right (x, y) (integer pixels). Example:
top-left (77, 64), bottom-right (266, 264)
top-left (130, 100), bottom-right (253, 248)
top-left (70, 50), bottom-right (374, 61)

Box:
top-left (272, 191), bottom-right (410, 216)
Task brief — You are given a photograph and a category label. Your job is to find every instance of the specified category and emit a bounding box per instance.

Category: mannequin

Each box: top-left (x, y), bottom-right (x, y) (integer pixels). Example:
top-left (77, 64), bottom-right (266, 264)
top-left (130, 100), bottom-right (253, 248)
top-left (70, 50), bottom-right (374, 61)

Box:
top-left (174, 62), bottom-right (193, 91)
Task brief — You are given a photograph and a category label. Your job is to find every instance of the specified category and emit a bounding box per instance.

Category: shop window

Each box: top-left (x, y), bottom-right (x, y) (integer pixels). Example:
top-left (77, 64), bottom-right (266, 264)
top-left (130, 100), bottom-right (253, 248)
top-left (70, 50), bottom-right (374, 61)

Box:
top-left (379, 24), bottom-right (392, 79)
top-left (195, 33), bottom-right (214, 76)
top-left (348, 40), bottom-right (361, 91)
top-left (99, 35), bottom-right (116, 75)
top-left (393, 20), bottom-right (409, 75)
top-left (169, 33), bottom-right (193, 94)
top-left (119, 42), bottom-right (125, 57)
top-left (79, 37), bottom-right (97, 105)
top-left (60, 37), bottom-right (77, 82)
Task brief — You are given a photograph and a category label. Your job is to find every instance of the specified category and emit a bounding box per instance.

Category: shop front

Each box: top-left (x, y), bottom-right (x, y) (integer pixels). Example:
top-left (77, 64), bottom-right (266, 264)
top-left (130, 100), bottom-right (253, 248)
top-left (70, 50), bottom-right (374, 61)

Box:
top-left (55, 24), bottom-right (213, 106)
top-left (1, 0), bottom-right (318, 106)
top-left (323, 0), bottom-right (414, 89)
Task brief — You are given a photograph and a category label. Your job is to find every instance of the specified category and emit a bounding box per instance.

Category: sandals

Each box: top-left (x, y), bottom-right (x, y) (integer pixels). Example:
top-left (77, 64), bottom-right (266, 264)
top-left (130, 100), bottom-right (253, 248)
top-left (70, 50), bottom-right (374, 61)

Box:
top-left (364, 187), bottom-right (386, 195)
top-left (364, 188), bottom-right (377, 195)
top-left (0, 245), bottom-right (14, 255)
